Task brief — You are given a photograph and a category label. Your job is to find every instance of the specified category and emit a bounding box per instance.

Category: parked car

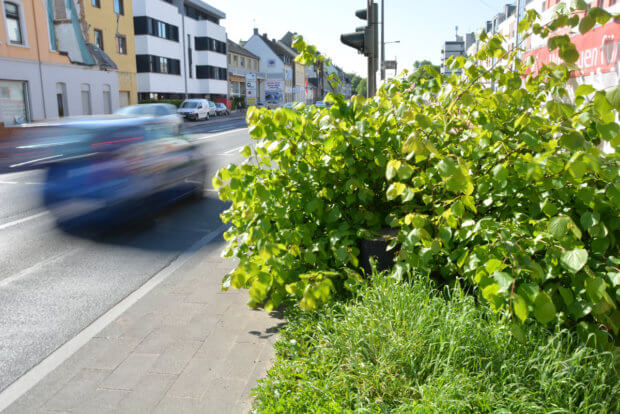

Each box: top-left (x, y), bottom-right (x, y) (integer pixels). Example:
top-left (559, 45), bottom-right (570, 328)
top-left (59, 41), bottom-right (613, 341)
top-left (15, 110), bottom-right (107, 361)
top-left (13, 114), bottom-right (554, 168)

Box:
top-left (115, 103), bottom-right (182, 134)
top-left (255, 102), bottom-right (266, 108)
top-left (177, 99), bottom-right (210, 121)
top-left (206, 101), bottom-right (217, 117)
top-left (8, 116), bottom-right (207, 227)
top-left (215, 103), bottom-right (230, 116)
top-left (315, 101), bottom-right (326, 108)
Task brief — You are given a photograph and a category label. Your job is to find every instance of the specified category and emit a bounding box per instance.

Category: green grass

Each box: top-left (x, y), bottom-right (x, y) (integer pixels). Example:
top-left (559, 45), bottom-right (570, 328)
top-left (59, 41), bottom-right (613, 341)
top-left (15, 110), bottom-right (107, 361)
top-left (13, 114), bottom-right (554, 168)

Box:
top-left (252, 276), bottom-right (619, 413)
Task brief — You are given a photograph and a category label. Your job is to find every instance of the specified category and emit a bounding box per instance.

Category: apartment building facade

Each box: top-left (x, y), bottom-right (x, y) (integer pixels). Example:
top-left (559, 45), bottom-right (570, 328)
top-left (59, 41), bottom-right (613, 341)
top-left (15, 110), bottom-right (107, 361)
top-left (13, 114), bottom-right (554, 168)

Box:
top-left (243, 29), bottom-right (295, 105)
top-left (83, 0), bottom-right (138, 106)
top-left (0, 0), bottom-right (119, 125)
top-left (133, 0), bottom-right (228, 101)
top-left (227, 39), bottom-right (263, 105)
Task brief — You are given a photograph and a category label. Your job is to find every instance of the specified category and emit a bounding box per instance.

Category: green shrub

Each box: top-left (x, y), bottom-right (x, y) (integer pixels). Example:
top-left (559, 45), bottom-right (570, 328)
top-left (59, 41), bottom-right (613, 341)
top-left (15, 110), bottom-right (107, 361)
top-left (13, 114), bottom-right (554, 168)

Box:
top-left (215, 4), bottom-right (619, 341)
top-left (138, 99), bottom-right (184, 107)
top-left (253, 275), bottom-right (619, 413)
top-left (232, 96), bottom-right (246, 110)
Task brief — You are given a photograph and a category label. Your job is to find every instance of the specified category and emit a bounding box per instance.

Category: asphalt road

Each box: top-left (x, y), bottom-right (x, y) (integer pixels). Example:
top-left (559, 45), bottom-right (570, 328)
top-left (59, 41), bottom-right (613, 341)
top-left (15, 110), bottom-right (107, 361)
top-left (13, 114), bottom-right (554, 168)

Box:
top-left (0, 117), bottom-right (251, 393)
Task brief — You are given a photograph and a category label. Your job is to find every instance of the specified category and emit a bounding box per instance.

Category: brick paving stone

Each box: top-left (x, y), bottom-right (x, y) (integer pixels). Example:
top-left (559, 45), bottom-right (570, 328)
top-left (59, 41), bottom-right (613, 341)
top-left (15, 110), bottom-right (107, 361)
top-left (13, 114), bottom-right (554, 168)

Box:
top-left (150, 340), bottom-right (202, 375)
top-left (115, 373), bottom-right (176, 412)
top-left (99, 353), bottom-right (159, 391)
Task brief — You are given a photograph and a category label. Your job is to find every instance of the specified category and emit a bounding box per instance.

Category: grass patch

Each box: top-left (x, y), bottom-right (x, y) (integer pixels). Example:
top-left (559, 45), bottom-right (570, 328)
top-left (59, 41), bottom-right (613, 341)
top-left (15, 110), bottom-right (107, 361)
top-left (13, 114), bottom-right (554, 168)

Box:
top-left (253, 276), bottom-right (619, 413)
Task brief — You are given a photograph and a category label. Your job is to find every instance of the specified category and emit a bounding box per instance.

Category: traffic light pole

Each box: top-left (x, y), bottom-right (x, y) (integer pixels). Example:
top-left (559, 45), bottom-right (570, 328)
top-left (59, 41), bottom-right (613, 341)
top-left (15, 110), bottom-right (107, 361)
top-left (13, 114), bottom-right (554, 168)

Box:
top-left (367, 0), bottom-right (377, 96)
top-left (380, 0), bottom-right (385, 81)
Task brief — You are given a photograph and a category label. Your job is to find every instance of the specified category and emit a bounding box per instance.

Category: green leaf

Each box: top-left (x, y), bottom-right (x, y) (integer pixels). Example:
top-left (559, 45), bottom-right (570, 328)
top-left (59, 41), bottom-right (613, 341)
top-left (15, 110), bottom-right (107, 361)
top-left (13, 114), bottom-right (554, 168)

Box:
top-left (585, 277), bottom-right (607, 302)
top-left (580, 211), bottom-right (599, 230)
top-left (241, 145), bottom-right (252, 157)
top-left (534, 292), bottom-right (557, 325)
top-left (548, 216), bottom-right (571, 238)
top-left (606, 86), bottom-right (620, 111)
top-left (485, 259), bottom-right (507, 274)
top-left (578, 14), bottom-right (595, 34)
top-left (588, 7), bottom-right (611, 25)
top-left (567, 160), bottom-right (587, 180)
top-left (386, 160), bottom-right (401, 181)
top-left (386, 182), bottom-right (406, 200)
top-left (559, 131), bottom-right (585, 151)
top-left (513, 294), bottom-right (529, 323)
top-left (558, 286), bottom-right (574, 306)
top-left (541, 200), bottom-right (558, 217)
top-left (492, 271), bottom-right (513, 293)
top-left (575, 84), bottom-right (596, 96)
top-left (560, 248), bottom-right (588, 274)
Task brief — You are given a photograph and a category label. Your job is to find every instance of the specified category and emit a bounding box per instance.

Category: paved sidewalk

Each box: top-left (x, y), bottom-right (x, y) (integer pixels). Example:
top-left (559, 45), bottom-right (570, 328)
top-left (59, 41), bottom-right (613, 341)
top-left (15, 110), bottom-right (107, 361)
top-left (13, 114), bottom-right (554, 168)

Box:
top-left (5, 237), bottom-right (283, 414)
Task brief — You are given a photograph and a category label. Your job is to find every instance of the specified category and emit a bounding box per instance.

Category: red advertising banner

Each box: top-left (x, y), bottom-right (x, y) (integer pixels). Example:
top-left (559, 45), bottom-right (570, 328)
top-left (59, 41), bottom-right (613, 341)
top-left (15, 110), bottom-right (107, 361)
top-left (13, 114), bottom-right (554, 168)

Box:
top-left (522, 21), bottom-right (620, 77)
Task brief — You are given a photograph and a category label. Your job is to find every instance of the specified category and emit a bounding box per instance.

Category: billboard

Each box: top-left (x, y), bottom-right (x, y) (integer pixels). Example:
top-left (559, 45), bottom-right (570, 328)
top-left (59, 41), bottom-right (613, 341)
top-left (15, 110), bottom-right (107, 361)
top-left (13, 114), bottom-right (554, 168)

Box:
top-left (265, 80), bottom-right (284, 105)
top-left (522, 21), bottom-right (620, 77)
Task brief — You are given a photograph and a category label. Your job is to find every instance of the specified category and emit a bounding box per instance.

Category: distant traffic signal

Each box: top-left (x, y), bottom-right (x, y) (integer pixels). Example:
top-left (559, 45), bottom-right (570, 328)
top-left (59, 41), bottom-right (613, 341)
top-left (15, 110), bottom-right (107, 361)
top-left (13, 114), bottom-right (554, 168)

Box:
top-left (340, 2), bottom-right (378, 96)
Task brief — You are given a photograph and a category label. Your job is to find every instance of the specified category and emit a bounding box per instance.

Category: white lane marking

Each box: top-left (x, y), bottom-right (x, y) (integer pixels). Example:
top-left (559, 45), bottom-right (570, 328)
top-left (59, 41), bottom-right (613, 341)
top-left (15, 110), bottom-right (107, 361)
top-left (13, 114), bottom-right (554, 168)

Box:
top-left (192, 127), bottom-right (248, 141)
top-left (0, 181), bottom-right (42, 185)
top-left (0, 248), bottom-right (80, 289)
top-left (223, 145), bottom-right (245, 155)
top-left (10, 155), bottom-right (62, 169)
top-left (0, 212), bottom-right (49, 231)
top-left (0, 223), bottom-right (228, 412)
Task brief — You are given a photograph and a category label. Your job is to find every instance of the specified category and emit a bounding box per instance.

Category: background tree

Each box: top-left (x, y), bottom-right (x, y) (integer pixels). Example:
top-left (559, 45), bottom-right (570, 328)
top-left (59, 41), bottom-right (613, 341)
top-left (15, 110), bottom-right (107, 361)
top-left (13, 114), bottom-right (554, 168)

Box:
top-left (355, 78), bottom-right (367, 97)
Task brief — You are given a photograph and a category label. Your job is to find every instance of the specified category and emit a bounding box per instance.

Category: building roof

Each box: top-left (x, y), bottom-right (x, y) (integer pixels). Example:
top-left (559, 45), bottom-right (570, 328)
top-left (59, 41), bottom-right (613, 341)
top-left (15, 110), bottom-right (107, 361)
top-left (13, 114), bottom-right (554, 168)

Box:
top-left (260, 34), bottom-right (296, 61)
top-left (185, 0), bottom-right (226, 19)
top-left (227, 40), bottom-right (259, 60)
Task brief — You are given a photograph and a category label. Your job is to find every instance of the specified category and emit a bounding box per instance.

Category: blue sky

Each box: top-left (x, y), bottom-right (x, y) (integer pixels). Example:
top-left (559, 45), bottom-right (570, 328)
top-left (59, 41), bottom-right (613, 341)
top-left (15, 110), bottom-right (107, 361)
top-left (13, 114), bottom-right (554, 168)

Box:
top-left (207, 0), bottom-right (513, 76)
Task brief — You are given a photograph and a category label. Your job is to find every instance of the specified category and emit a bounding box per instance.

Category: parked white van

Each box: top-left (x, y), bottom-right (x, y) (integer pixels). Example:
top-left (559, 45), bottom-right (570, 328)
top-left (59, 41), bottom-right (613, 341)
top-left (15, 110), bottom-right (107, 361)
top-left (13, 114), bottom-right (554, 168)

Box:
top-left (177, 99), bottom-right (210, 121)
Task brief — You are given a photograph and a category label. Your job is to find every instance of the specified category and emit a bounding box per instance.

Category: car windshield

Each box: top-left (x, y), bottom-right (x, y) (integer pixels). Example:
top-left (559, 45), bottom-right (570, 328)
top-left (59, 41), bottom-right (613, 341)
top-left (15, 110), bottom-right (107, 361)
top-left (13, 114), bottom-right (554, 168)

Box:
top-left (217, 104), bottom-right (225, 108)
top-left (181, 102), bottom-right (199, 108)
top-left (209, 102), bottom-right (216, 107)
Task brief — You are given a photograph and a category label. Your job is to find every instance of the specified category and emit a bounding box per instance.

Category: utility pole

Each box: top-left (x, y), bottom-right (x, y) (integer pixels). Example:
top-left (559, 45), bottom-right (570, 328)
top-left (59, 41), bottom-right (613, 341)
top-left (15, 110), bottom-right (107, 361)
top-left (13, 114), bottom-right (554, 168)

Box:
top-left (381, 0), bottom-right (385, 81)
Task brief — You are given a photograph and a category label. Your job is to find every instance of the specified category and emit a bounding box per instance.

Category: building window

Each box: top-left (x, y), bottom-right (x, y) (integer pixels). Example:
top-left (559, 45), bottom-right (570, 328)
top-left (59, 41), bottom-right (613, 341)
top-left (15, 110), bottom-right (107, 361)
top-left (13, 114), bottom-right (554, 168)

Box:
top-left (184, 4), bottom-right (219, 24)
top-left (4, 2), bottom-right (23, 44)
top-left (240, 57), bottom-right (245, 68)
top-left (233, 55), bottom-right (238, 65)
top-left (196, 65), bottom-right (227, 80)
top-left (56, 82), bottom-right (67, 117)
top-left (116, 35), bottom-right (127, 54)
top-left (188, 34), bottom-right (193, 78)
top-left (103, 84), bottom-right (112, 114)
top-left (194, 36), bottom-right (226, 53)
top-left (136, 54), bottom-right (181, 75)
top-left (0, 79), bottom-right (29, 125)
top-left (113, 0), bottom-right (124, 15)
top-left (81, 84), bottom-right (92, 115)
top-left (91, 0), bottom-right (100, 7)
top-left (134, 16), bottom-right (179, 42)
top-left (94, 29), bottom-right (104, 50)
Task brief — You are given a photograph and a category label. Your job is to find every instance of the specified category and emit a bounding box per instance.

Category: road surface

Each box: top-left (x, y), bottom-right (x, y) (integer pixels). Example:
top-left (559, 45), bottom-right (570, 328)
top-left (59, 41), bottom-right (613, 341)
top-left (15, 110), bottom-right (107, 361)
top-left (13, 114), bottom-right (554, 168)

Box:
top-left (0, 117), bottom-right (251, 393)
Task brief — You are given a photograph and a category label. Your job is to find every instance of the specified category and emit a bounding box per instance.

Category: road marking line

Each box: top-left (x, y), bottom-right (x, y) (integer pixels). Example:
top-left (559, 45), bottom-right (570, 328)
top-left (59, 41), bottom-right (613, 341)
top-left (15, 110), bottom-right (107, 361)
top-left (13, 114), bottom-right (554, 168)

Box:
top-left (193, 127), bottom-right (248, 141)
top-left (0, 248), bottom-right (80, 289)
top-left (0, 223), bottom-right (228, 412)
top-left (223, 145), bottom-right (245, 155)
top-left (0, 212), bottom-right (49, 231)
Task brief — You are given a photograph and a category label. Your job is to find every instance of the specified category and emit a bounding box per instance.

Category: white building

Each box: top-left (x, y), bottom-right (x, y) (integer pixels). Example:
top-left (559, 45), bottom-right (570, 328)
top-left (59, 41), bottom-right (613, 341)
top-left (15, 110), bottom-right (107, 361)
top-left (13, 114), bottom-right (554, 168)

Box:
top-left (243, 29), bottom-right (295, 105)
top-left (132, 0), bottom-right (227, 101)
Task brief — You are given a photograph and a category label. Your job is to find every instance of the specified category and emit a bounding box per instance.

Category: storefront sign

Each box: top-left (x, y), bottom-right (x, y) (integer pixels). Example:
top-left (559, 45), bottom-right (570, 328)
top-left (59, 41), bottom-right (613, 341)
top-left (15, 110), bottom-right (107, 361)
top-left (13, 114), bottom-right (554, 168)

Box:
top-left (245, 73), bottom-right (258, 106)
top-left (522, 21), bottom-right (620, 77)
top-left (265, 80), bottom-right (284, 105)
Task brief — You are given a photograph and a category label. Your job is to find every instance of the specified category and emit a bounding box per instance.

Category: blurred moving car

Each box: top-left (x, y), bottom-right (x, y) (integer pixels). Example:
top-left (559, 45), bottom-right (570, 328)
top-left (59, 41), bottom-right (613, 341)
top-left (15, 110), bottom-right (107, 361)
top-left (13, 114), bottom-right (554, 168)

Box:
top-left (115, 103), bottom-right (182, 134)
top-left (2, 115), bottom-right (207, 227)
top-left (215, 103), bottom-right (230, 116)
top-left (177, 99), bottom-right (210, 121)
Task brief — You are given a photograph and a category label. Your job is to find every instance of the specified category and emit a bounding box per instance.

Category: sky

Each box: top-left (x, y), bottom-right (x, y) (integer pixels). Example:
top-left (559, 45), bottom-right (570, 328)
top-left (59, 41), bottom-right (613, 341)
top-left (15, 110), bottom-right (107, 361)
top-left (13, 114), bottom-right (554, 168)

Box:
top-left (206, 0), bottom-right (515, 76)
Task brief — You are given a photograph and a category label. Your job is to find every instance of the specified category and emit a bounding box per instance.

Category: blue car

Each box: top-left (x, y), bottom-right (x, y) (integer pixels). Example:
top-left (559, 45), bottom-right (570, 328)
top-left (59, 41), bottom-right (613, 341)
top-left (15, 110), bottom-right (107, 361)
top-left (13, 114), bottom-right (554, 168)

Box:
top-left (5, 115), bottom-right (206, 227)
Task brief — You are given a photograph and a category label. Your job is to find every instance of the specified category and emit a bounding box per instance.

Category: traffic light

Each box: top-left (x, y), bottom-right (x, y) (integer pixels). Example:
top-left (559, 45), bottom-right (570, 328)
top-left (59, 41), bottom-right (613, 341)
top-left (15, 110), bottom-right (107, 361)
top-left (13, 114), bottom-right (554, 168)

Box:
top-left (341, 2), bottom-right (378, 96)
